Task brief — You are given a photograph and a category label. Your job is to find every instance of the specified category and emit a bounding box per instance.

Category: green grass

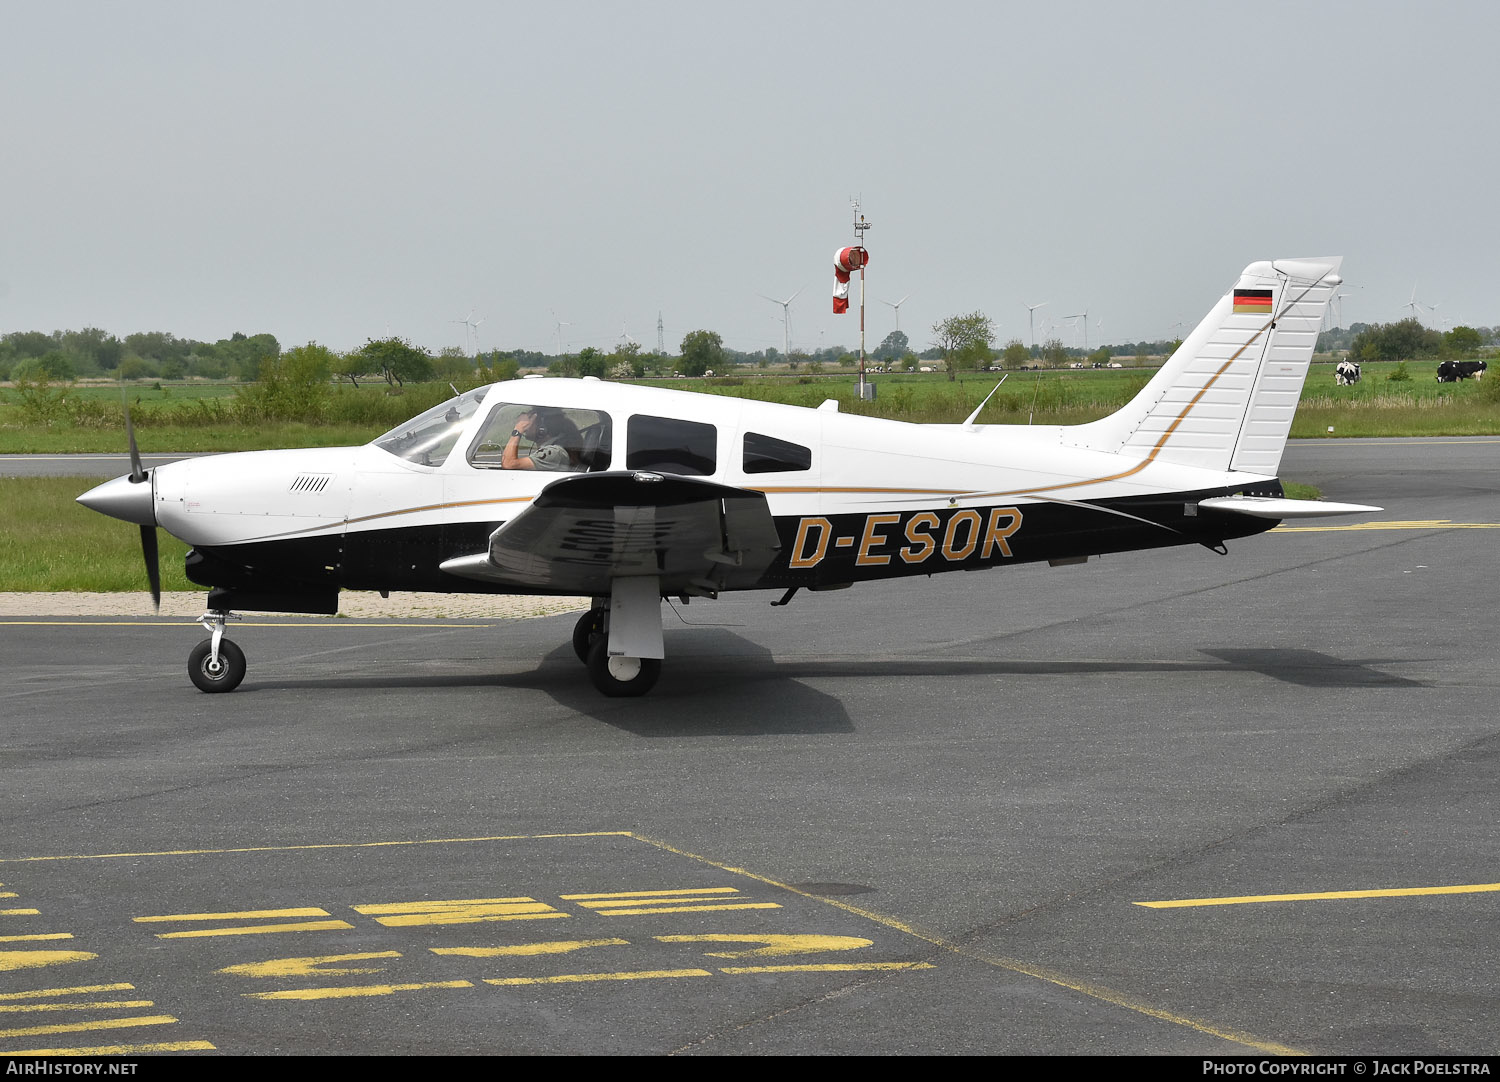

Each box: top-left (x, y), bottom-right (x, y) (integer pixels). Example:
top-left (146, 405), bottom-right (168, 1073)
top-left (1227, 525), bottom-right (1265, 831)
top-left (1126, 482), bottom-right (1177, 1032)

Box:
top-left (0, 477), bottom-right (194, 592)
top-left (1, 358), bottom-right (1495, 453)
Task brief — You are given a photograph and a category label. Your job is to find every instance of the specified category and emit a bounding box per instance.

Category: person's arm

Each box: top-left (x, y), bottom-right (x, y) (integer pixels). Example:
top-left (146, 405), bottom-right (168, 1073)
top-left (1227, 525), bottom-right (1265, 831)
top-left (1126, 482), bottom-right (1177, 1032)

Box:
top-left (501, 413), bottom-right (536, 469)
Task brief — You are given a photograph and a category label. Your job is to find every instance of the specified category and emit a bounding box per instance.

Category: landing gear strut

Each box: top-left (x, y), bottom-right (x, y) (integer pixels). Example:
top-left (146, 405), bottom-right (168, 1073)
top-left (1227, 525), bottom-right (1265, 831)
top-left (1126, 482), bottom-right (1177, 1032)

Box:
top-left (189, 609), bottom-right (246, 693)
top-left (574, 578), bottom-right (664, 697)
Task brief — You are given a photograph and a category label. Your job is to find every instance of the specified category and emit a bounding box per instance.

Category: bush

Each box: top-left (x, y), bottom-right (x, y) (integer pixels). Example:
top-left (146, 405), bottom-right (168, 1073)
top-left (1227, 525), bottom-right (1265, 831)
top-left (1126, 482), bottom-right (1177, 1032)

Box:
top-left (1386, 362), bottom-right (1411, 382)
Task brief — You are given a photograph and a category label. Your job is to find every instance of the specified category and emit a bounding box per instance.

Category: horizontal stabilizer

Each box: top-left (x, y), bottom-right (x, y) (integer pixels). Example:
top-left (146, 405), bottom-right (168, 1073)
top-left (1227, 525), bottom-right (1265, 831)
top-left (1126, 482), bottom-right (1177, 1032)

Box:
top-left (1198, 496), bottom-right (1382, 519)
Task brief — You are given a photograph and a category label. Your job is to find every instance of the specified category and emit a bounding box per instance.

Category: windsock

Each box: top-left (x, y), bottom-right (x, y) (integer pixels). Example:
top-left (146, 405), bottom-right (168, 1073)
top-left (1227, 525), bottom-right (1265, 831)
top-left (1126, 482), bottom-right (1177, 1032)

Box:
top-left (833, 246), bottom-right (868, 314)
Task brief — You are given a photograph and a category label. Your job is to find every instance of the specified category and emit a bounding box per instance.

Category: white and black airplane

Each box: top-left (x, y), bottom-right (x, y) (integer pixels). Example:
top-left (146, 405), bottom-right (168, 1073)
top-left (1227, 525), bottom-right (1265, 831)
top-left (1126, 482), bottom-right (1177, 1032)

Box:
top-left (78, 257), bottom-right (1377, 697)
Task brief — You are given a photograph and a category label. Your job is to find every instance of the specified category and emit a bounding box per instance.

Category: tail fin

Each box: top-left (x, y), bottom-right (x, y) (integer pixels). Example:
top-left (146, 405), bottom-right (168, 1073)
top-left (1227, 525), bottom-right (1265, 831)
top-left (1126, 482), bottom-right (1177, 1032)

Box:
top-left (1066, 257), bottom-right (1342, 476)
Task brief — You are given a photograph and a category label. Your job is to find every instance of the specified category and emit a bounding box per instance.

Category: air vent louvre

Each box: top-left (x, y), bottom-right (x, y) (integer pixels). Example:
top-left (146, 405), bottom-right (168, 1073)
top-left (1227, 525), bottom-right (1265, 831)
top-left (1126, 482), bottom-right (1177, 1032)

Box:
top-left (289, 474), bottom-right (333, 493)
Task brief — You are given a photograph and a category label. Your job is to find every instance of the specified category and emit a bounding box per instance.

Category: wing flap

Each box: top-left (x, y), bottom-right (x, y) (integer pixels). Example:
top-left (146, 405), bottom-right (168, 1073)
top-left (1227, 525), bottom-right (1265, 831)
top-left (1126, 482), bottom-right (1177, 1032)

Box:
top-left (439, 471), bottom-right (781, 594)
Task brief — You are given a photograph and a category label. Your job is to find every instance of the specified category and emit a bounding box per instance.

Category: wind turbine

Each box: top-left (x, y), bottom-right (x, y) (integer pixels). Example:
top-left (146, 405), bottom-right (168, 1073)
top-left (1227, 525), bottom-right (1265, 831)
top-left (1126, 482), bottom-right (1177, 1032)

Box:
top-left (451, 310), bottom-right (484, 355)
top-left (1024, 302), bottom-right (1048, 354)
top-left (550, 310), bottom-right (573, 356)
top-left (1065, 308), bottom-right (1091, 352)
top-left (880, 293), bottom-right (913, 332)
top-left (1400, 285), bottom-right (1430, 325)
top-left (758, 287), bottom-right (804, 357)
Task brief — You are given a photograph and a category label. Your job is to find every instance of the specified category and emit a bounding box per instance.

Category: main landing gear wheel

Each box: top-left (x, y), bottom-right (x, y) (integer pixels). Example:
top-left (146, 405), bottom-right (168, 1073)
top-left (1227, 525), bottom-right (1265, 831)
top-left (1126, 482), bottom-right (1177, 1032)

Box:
top-left (188, 638), bottom-right (246, 693)
top-left (572, 609), bottom-right (605, 663)
top-left (585, 638), bottom-right (661, 698)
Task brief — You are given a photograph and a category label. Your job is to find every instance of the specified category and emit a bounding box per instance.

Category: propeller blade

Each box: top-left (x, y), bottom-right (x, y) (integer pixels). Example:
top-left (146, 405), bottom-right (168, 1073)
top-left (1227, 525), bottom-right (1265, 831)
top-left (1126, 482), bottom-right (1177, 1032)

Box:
top-left (139, 523), bottom-right (161, 611)
top-left (121, 388), bottom-right (145, 483)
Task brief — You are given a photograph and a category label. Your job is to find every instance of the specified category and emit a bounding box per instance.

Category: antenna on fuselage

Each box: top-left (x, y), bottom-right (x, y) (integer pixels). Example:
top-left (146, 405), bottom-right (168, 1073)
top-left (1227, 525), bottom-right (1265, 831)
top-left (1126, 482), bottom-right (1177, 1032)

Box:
top-left (963, 374), bottom-right (1008, 429)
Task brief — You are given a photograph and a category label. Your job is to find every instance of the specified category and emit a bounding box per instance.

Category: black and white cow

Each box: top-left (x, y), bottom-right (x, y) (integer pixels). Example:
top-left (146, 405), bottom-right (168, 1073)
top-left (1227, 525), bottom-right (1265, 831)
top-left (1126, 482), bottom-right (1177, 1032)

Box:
top-left (1335, 360), bottom-right (1361, 385)
top-left (1436, 360), bottom-right (1488, 382)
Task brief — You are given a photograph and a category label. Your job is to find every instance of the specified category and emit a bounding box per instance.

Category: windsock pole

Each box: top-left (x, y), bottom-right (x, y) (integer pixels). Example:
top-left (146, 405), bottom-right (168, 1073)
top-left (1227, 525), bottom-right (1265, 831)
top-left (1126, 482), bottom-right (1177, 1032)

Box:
top-left (853, 200), bottom-right (871, 400)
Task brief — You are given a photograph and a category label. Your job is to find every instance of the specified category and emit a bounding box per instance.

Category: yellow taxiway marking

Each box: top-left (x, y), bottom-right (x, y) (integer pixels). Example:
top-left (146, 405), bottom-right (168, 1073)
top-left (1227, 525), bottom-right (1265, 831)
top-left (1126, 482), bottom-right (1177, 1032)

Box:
top-left (1136, 881), bottom-right (1500, 909)
top-left (656, 934), bottom-right (872, 959)
top-left (6, 1041), bottom-right (216, 1054)
top-left (152, 920), bottom-right (354, 939)
top-left (220, 952), bottom-right (399, 979)
top-left (0, 951), bottom-right (97, 972)
top-left (1274, 519), bottom-right (1500, 533)
top-left (485, 969), bottom-right (712, 986)
top-left (0, 1014), bottom-right (177, 1039)
top-left (135, 907), bottom-right (333, 922)
top-left (0, 831), bottom-right (632, 864)
top-left (0, 908), bottom-right (41, 916)
top-left (563, 887), bottom-right (740, 900)
top-left (583, 903), bottom-right (781, 916)
top-left (0, 934), bottom-right (73, 943)
top-left (352, 897), bottom-right (566, 926)
top-left (0, 1000), bottom-right (154, 1014)
top-left (248, 981), bottom-right (471, 1001)
top-left (628, 831), bottom-right (1304, 1057)
top-left (0, 984), bottom-right (135, 1001)
top-left (719, 963), bottom-right (936, 975)
top-left (432, 939), bottom-right (629, 959)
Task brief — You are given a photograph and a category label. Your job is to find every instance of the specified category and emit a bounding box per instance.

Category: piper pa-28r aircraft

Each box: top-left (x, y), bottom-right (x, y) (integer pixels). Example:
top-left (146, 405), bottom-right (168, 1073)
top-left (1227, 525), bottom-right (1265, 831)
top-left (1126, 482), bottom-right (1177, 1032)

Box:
top-left (79, 257), bottom-right (1378, 697)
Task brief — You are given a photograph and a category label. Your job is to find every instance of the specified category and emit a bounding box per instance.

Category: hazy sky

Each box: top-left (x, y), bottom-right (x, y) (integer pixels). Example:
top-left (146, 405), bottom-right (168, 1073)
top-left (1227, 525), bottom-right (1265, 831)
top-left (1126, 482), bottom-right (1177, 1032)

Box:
top-left (3, 1), bottom-right (1495, 357)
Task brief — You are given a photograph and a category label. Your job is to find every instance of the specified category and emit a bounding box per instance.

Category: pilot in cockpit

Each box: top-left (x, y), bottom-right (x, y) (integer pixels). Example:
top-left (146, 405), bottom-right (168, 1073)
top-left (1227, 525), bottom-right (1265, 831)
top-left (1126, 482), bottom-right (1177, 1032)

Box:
top-left (501, 408), bottom-right (583, 471)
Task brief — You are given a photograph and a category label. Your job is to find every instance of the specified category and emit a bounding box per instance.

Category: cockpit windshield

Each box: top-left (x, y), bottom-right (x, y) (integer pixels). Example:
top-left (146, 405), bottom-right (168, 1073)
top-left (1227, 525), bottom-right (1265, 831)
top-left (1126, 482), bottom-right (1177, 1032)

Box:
top-left (372, 387), bottom-right (488, 466)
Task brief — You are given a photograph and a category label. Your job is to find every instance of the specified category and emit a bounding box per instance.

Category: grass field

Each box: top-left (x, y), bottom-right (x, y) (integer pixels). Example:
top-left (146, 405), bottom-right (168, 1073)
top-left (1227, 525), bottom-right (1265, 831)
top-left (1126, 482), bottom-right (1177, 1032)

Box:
top-left (1, 477), bottom-right (194, 591)
top-left (2, 358), bottom-right (1493, 452)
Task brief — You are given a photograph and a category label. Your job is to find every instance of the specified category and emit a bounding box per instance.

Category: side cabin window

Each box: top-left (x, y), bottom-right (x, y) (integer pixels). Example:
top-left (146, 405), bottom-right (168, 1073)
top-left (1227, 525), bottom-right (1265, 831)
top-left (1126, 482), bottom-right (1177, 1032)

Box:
top-left (467, 403), bottom-right (613, 472)
top-left (626, 415), bottom-right (717, 476)
top-left (742, 431), bottom-right (811, 474)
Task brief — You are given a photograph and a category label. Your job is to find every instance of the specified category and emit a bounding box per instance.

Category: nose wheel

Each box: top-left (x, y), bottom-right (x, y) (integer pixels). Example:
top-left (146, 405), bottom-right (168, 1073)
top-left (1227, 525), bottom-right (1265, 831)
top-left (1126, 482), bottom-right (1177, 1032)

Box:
top-left (585, 638), bottom-right (661, 697)
top-left (188, 609), bottom-right (246, 693)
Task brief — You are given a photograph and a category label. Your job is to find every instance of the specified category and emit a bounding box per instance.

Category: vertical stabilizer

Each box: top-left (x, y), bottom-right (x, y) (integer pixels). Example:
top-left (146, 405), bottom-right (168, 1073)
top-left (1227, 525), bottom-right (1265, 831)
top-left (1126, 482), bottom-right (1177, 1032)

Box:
top-left (1065, 258), bottom-right (1341, 476)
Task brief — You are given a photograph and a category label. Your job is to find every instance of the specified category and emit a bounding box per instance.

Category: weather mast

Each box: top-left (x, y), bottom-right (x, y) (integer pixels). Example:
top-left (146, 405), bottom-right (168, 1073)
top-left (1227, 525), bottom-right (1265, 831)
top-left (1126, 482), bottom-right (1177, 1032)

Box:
top-left (834, 199), bottom-right (873, 400)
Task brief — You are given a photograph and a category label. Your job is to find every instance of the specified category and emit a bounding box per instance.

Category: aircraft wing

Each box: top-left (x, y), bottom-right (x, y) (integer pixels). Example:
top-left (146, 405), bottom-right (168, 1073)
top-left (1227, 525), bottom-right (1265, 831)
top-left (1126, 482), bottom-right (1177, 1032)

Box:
top-left (438, 471), bottom-right (782, 595)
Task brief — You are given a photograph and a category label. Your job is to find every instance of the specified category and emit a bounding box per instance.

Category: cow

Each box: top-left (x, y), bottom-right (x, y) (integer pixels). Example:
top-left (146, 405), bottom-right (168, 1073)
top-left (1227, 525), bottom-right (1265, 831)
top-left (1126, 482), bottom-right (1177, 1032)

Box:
top-left (1335, 360), bottom-right (1361, 385)
top-left (1437, 360), bottom-right (1488, 382)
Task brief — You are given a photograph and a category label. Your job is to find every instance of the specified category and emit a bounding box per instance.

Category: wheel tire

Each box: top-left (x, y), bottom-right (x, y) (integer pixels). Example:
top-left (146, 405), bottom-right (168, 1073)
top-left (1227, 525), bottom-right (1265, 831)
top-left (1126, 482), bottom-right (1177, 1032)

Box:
top-left (572, 609), bottom-right (605, 663)
top-left (188, 637), bottom-right (246, 693)
top-left (585, 637), bottom-right (661, 697)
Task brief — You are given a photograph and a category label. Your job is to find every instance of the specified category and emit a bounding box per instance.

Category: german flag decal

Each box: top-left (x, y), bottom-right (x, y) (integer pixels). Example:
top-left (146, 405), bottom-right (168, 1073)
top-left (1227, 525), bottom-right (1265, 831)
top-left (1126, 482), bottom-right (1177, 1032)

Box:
top-left (1233, 288), bottom-right (1274, 314)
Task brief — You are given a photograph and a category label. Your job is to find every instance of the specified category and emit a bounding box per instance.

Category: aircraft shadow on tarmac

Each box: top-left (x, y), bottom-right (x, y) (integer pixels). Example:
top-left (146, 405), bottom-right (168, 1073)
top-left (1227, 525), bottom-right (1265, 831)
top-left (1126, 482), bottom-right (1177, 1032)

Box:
top-left (243, 637), bottom-right (1420, 729)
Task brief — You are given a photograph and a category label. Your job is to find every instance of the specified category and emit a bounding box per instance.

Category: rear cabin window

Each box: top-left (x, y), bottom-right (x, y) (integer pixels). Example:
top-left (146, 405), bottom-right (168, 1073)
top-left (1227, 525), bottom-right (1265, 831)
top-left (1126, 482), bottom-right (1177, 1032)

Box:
top-left (742, 432), bottom-right (812, 474)
top-left (625, 415), bottom-right (717, 476)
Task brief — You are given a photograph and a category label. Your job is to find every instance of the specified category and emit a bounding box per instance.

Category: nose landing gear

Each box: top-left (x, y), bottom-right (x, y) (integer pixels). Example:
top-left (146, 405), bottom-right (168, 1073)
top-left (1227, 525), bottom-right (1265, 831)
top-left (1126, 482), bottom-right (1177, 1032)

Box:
top-left (188, 609), bottom-right (246, 693)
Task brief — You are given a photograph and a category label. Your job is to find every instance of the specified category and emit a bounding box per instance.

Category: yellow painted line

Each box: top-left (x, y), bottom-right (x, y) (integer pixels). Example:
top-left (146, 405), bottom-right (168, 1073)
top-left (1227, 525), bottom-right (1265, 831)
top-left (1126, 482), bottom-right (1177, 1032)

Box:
top-left (5, 1041), bottom-right (216, 1054)
top-left (485, 969), bottom-right (712, 986)
top-left (0, 892), bottom-right (15, 898)
top-left (0, 1014), bottom-right (177, 1039)
top-left (626, 831), bottom-right (1304, 1057)
top-left (153, 919), bottom-right (353, 939)
top-left (657, 934), bottom-right (872, 959)
top-left (373, 911), bottom-right (568, 927)
top-left (0, 831), bottom-right (633, 864)
top-left (247, 981), bottom-right (472, 1001)
top-left (0, 951), bottom-right (97, 972)
top-left (720, 963), bottom-right (937, 974)
top-left (220, 952), bottom-right (400, 979)
top-left (0, 909), bottom-right (41, 916)
top-left (0, 1000), bottom-right (154, 1014)
top-left (0, 984), bottom-right (134, 1001)
top-left (353, 897), bottom-right (539, 914)
top-left (584, 903), bottom-right (782, 916)
top-left (562, 887), bottom-right (740, 900)
top-left (136, 906), bottom-right (332, 922)
top-left (1135, 881), bottom-right (1500, 909)
top-left (433, 939), bottom-right (629, 959)
top-left (576, 895), bottom-right (743, 908)
top-left (0, 934), bottom-right (72, 943)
